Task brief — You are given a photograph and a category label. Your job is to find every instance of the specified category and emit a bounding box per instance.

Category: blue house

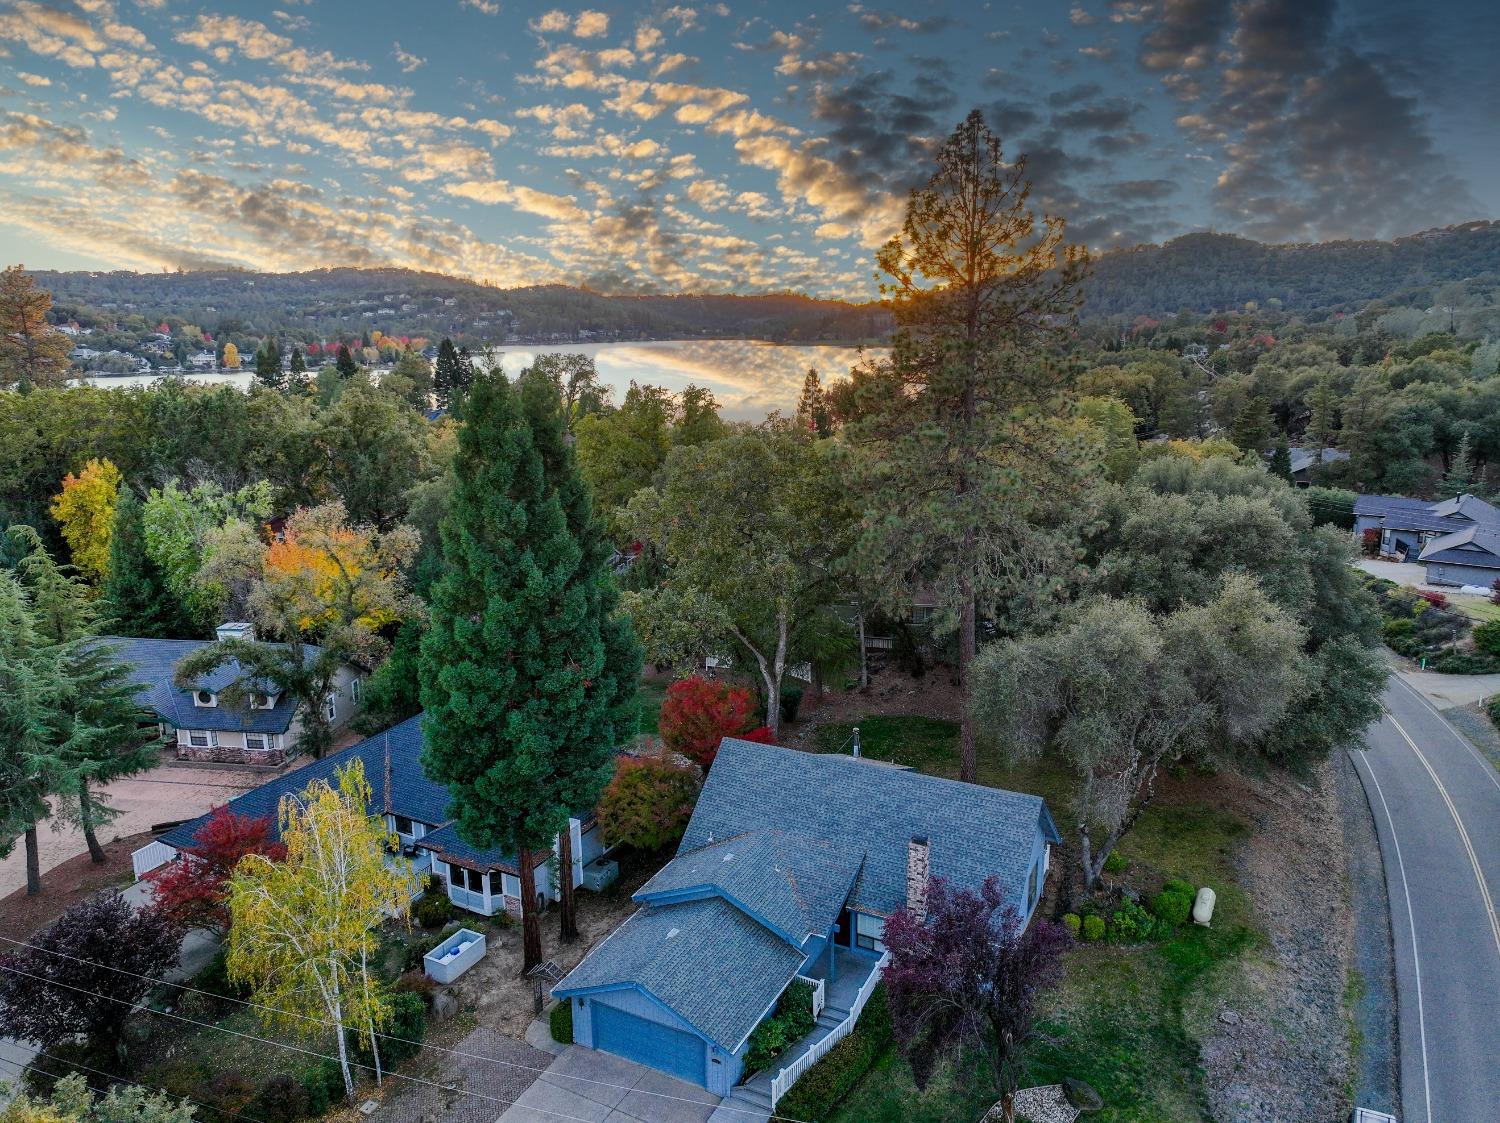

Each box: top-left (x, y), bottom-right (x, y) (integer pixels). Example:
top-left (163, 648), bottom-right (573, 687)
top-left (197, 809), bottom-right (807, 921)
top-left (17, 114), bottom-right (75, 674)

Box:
top-left (1354, 492), bottom-right (1500, 585)
top-left (553, 737), bottom-right (1060, 1108)
top-left (132, 713), bottom-right (606, 917)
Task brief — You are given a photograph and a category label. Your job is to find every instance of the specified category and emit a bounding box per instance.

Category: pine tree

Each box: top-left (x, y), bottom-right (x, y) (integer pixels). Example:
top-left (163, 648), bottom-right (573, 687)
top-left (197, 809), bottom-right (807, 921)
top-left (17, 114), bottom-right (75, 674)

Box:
top-left (1442, 430), bottom-right (1478, 497)
top-left (288, 344), bottom-right (308, 393)
top-left (1270, 435), bottom-right (1294, 482)
top-left (1306, 375), bottom-right (1338, 449)
top-left (0, 265), bottom-right (72, 391)
top-left (433, 338), bottom-right (461, 409)
top-left (1230, 394), bottom-right (1274, 453)
top-left (420, 370), bottom-right (634, 967)
top-left (336, 343), bottom-right (359, 379)
top-left (255, 338), bottom-right (284, 390)
top-left (454, 345), bottom-right (477, 401)
top-left (102, 487), bottom-right (183, 637)
top-left (796, 367), bottom-right (831, 437)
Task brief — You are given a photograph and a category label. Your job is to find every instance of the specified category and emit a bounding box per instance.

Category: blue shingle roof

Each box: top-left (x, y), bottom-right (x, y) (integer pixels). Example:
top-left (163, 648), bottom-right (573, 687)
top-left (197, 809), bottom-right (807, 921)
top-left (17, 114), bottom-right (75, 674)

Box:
top-left (682, 739), bottom-right (1060, 918)
top-left (1354, 493), bottom-right (1500, 534)
top-left (100, 636), bottom-right (313, 734)
top-left (555, 897), bottom-right (805, 1052)
top-left (635, 829), bottom-right (861, 944)
top-left (415, 822), bottom-right (523, 875)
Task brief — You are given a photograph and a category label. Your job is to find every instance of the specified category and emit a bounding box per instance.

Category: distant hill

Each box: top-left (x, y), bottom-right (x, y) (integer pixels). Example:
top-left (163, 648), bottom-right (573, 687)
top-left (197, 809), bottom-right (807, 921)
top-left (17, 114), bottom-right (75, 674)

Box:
top-left (1080, 220), bottom-right (1500, 318)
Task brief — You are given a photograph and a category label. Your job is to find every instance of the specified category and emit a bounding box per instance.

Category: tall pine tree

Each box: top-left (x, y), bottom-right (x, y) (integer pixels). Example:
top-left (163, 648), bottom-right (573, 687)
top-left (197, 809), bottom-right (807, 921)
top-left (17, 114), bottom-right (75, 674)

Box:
top-left (255, 339), bottom-right (284, 391)
top-left (420, 371), bottom-right (637, 966)
top-left (335, 344), bottom-right (359, 380)
top-left (101, 487), bottom-right (181, 638)
top-left (433, 338), bottom-right (461, 409)
top-left (1442, 430), bottom-right (1478, 497)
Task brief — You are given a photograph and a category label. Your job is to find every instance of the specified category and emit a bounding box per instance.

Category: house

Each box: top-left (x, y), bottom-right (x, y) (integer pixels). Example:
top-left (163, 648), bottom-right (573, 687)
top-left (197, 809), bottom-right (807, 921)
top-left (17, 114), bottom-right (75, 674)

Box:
top-left (1417, 525), bottom-right (1500, 588)
top-left (1354, 492), bottom-right (1500, 578)
top-left (131, 713), bottom-right (606, 919)
top-left (103, 623), bottom-right (365, 766)
top-left (552, 737), bottom-right (1059, 1103)
top-left (1287, 446), bottom-right (1350, 487)
top-left (186, 350), bottom-right (217, 370)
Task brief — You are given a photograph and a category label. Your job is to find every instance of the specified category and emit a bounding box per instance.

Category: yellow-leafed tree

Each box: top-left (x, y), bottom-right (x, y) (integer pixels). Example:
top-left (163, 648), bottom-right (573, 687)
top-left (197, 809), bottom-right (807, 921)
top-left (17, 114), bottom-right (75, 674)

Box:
top-left (222, 342), bottom-right (241, 369)
top-left (49, 458), bottom-right (123, 583)
top-left (262, 502), bottom-right (419, 632)
top-left (227, 758), bottom-right (412, 1102)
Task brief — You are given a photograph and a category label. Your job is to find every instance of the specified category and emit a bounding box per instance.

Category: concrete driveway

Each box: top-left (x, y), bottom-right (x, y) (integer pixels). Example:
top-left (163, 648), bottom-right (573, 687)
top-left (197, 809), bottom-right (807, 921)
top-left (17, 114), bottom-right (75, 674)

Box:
top-left (497, 1046), bottom-right (720, 1123)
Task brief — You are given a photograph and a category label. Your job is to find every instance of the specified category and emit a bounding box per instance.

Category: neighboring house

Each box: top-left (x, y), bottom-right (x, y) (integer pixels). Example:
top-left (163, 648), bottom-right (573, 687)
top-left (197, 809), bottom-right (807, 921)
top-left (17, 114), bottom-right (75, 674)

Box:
top-left (1354, 492), bottom-right (1500, 577)
top-left (1287, 446), bottom-right (1350, 487)
top-left (130, 713), bottom-right (605, 919)
top-left (186, 350), bottom-right (217, 370)
top-left (103, 623), bottom-right (365, 766)
top-left (553, 737), bottom-right (1060, 1103)
top-left (1417, 525), bottom-right (1500, 588)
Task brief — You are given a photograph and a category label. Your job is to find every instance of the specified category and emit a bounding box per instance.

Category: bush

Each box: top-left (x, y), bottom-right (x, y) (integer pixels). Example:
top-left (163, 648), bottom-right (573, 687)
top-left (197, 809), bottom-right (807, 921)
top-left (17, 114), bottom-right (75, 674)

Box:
top-left (1106, 899), bottom-right (1165, 943)
top-left (1163, 877), bottom-right (1196, 897)
top-left (742, 979), bottom-right (816, 1077)
top-left (1416, 589), bottom-right (1451, 610)
top-left (776, 988), bottom-right (892, 1121)
top-left (395, 970), bottom-right (438, 1006)
top-left (1430, 649), bottom-right (1500, 674)
top-left (412, 889), bottom-right (454, 929)
top-left (1149, 890), bottom-right (1194, 927)
top-left (550, 999), bottom-right (574, 1045)
top-left (348, 991), bottom-right (427, 1070)
top-left (595, 752), bottom-right (702, 852)
top-left (201, 1070), bottom-right (255, 1115)
top-left (659, 676), bottom-right (756, 767)
top-left (1102, 851), bottom-right (1128, 874)
top-left (252, 1073), bottom-right (309, 1123)
top-left (1062, 913), bottom-right (1081, 938)
top-left (779, 685), bottom-right (804, 724)
top-left (193, 947), bottom-right (251, 1006)
top-left (1488, 696), bottom-right (1500, 732)
top-left (1081, 915), bottom-right (1105, 942)
top-left (299, 1060), bottom-right (344, 1115)
top-left (1473, 620), bottom-right (1500, 659)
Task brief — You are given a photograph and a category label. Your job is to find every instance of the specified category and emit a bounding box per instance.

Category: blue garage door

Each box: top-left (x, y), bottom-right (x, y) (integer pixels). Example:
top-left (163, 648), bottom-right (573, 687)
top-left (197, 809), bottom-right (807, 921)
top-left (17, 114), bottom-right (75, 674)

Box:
top-left (593, 1001), bottom-right (705, 1087)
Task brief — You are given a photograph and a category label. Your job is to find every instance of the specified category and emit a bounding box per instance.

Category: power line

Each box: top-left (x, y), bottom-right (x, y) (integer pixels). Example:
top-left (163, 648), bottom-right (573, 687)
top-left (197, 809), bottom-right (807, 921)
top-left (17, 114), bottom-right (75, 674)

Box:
top-left (0, 951), bottom-right (811, 1122)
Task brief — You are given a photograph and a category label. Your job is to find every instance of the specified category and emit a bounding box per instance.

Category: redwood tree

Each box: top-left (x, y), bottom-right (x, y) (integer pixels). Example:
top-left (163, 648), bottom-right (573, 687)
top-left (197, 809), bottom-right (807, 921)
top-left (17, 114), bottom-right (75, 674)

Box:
top-left (149, 805), bottom-right (286, 935)
top-left (882, 876), bottom-right (1070, 1123)
top-left (658, 675), bottom-right (756, 767)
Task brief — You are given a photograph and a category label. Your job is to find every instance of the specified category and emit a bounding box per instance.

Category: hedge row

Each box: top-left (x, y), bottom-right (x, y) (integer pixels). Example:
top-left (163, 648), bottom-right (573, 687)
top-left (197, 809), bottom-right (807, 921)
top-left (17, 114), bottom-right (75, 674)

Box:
top-left (774, 987), bottom-right (892, 1122)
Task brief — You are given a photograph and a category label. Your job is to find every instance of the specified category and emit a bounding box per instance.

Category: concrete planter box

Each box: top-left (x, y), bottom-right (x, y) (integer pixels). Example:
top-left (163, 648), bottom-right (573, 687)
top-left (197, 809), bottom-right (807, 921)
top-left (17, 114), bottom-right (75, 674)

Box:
top-left (423, 928), bottom-right (486, 984)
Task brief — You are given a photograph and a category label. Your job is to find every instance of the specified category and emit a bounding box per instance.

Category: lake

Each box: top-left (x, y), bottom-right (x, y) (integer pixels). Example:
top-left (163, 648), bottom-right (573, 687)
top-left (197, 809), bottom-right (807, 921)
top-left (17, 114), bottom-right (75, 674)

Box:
top-left (83, 339), bottom-right (887, 421)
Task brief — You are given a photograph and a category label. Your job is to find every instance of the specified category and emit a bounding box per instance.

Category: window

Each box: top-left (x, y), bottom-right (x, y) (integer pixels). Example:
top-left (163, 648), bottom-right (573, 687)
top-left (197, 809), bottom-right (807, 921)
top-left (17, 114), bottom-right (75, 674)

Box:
top-left (324, 693), bottom-right (338, 722)
top-left (393, 815), bottom-right (414, 836)
top-left (351, 677), bottom-right (363, 705)
top-left (854, 912), bottom-right (885, 953)
top-left (1027, 861), bottom-right (1041, 911)
top-left (245, 733), bottom-right (269, 753)
top-left (187, 730), bottom-right (214, 748)
top-left (248, 693), bottom-right (277, 710)
top-left (910, 604), bottom-right (935, 626)
top-left (193, 690), bottom-right (217, 708)
top-left (488, 870), bottom-right (505, 895)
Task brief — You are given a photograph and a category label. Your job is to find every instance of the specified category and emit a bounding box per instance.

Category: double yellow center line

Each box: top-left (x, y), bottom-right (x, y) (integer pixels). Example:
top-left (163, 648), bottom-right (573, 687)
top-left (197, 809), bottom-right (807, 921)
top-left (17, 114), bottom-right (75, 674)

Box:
top-left (1383, 708), bottom-right (1500, 958)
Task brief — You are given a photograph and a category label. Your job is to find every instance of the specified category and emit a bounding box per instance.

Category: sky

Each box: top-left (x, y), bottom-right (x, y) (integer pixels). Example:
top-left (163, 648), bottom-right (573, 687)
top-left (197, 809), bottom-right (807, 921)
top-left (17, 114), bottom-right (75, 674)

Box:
top-left (0, 0), bottom-right (1495, 299)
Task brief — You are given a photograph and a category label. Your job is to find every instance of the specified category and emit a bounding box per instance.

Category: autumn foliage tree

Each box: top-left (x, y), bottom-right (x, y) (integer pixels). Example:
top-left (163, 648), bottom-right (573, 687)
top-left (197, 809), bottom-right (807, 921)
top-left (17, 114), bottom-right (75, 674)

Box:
top-left (882, 877), bottom-right (1070, 1123)
top-left (149, 805), bottom-right (286, 935)
top-left (596, 751), bottom-right (701, 852)
top-left (0, 265), bottom-right (72, 391)
top-left (49, 458), bottom-right (122, 583)
top-left (658, 675), bottom-right (756, 767)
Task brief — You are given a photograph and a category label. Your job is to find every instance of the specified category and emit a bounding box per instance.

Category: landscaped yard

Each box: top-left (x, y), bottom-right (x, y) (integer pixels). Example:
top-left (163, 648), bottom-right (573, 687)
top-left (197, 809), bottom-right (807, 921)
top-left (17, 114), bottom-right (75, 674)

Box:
top-left (634, 676), bottom-right (670, 737)
top-left (1453, 596), bottom-right (1500, 623)
top-left (812, 714), bottom-right (1262, 1123)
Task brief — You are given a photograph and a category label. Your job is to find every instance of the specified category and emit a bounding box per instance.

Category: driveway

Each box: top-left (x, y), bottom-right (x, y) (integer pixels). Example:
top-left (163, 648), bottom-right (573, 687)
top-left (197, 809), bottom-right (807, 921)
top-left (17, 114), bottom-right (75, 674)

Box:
top-left (497, 1046), bottom-right (720, 1123)
top-left (1349, 675), bottom-right (1500, 1123)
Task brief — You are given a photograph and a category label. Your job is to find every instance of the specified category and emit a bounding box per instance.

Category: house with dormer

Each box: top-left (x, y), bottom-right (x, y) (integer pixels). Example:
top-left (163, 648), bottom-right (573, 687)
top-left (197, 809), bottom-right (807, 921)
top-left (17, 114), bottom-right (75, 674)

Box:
top-left (1354, 492), bottom-right (1500, 585)
top-left (552, 738), bottom-right (1060, 1110)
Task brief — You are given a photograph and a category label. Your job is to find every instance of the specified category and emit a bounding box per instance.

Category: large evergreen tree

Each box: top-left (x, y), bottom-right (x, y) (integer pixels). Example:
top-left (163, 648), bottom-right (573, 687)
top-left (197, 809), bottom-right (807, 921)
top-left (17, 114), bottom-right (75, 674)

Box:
top-left (255, 338), bottom-right (284, 391)
top-left (433, 338), bottom-right (461, 409)
top-left (287, 344), bottom-right (308, 393)
top-left (420, 370), bottom-right (637, 966)
top-left (335, 343), bottom-right (359, 379)
top-left (101, 487), bottom-right (182, 637)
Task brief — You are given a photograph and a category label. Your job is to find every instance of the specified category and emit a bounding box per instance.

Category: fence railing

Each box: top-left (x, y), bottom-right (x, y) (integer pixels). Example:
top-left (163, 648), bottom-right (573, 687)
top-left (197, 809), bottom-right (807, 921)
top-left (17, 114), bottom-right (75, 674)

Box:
top-left (131, 839), bottom-right (178, 880)
top-left (771, 951), bottom-right (888, 1109)
top-left (796, 974), bottom-right (826, 1021)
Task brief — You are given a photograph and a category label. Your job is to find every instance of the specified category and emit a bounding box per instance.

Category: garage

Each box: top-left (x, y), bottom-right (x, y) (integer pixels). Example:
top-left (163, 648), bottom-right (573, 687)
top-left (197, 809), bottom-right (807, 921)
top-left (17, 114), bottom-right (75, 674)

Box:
top-left (592, 1001), bottom-right (706, 1087)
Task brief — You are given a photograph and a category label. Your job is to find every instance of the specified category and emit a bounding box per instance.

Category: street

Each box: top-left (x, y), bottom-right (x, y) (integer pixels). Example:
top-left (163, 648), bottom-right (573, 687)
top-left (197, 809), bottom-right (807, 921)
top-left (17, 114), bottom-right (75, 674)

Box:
top-left (1351, 674), bottom-right (1500, 1123)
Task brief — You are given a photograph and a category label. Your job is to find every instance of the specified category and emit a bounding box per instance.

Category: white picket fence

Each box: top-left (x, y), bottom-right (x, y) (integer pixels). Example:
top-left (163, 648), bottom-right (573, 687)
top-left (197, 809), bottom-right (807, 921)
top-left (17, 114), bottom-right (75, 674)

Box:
top-left (797, 973), bottom-right (826, 1020)
top-left (771, 951), bottom-right (889, 1109)
top-left (131, 839), bottom-right (178, 880)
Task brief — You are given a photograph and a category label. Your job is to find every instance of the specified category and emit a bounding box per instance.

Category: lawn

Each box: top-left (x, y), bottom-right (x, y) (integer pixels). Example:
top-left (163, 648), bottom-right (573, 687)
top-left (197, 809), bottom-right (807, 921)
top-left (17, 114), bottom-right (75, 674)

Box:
top-left (634, 677), bottom-right (669, 736)
top-left (814, 714), bottom-right (1259, 1123)
top-left (1454, 596), bottom-right (1500, 623)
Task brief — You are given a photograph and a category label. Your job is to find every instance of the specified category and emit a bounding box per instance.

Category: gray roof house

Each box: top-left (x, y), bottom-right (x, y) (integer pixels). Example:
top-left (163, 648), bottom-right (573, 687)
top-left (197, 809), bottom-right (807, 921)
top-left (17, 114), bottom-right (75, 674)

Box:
top-left (103, 623), bottom-right (365, 766)
top-left (1354, 492), bottom-right (1500, 585)
top-left (131, 712), bottom-right (607, 919)
top-left (1287, 446), bottom-right (1350, 487)
top-left (552, 738), bottom-right (1060, 1110)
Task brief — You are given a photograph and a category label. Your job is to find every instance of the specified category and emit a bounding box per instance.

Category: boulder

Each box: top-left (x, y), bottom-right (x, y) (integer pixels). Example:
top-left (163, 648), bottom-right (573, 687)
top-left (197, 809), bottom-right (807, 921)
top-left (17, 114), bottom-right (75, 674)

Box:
top-left (430, 989), bottom-right (460, 1022)
top-left (1063, 1078), bottom-right (1103, 1112)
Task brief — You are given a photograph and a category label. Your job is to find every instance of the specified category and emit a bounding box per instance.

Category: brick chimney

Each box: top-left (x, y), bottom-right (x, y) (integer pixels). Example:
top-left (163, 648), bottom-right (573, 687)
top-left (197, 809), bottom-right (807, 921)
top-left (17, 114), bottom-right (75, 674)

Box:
top-left (906, 836), bottom-right (930, 921)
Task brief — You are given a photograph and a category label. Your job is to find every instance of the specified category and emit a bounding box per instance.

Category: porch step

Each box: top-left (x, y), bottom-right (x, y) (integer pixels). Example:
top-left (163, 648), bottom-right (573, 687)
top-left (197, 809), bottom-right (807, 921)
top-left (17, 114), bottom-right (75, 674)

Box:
top-left (732, 1084), bottom-right (772, 1109)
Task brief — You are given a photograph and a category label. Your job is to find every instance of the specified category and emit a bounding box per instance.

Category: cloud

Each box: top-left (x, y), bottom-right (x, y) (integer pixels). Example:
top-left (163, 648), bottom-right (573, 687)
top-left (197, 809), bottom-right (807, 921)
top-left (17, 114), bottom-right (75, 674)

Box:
top-left (392, 42), bottom-right (425, 73)
top-left (462, 0), bottom-right (502, 14)
top-left (574, 10), bottom-right (609, 38)
top-left (1138, 0), bottom-right (1232, 72)
top-left (530, 9), bottom-right (608, 37)
top-left (16, 71), bottom-right (51, 86)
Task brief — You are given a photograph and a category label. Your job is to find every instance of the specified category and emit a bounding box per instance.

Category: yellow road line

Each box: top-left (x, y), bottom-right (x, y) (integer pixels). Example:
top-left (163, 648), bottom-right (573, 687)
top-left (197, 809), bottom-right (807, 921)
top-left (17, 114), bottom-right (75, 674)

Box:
top-left (1383, 708), bottom-right (1500, 958)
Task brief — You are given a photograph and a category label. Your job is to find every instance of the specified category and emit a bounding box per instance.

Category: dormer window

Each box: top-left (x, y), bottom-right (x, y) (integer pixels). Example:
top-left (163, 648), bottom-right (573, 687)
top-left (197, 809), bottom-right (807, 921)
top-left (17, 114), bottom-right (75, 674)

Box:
top-left (248, 692), bottom-right (278, 710)
top-left (194, 690), bottom-right (217, 708)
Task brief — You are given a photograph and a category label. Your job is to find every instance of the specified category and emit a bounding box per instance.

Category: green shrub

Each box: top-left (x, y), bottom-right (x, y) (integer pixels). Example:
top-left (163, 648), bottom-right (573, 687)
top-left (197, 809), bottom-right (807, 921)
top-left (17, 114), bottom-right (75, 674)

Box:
top-left (251, 1073), bottom-right (309, 1123)
top-left (1062, 913), bottom-right (1081, 938)
top-left (348, 991), bottom-right (427, 1069)
top-left (776, 988), bottom-right (892, 1121)
top-left (1107, 899), bottom-right (1164, 943)
top-left (550, 999), bottom-right (574, 1045)
top-left (780, 685), bottom-right (804, 724)
top-left (412, 889), bottom-right (454, 929)
top-left (299, 1060), bottom-right (343, 1115)
top-left (1470, 621), bottom-right (1500, 658)
top-left (1381, 617), bottom-right (1415, 641)
top-left (1430, 649), bottom-right (1500, 674)
top-left (743, 979), bottom-right (816, 1076)
top-left (200, 1070), bottom-right (255, 1115)
top-left (1149, 890), bottom-right (1194, 927)
top-left (394, 969), bottom-right (437, 1006)
top-left (1163, 878), bottom-right (1195, 897)
top-left (193, 948), bottom-right (250, 1006)
top-left (1488, 695), bottom-right (1500, 732)
top-left (1102, 851), bottom-right (1128, 874)
top-left (1081, 915), bottom-right (1106, 942)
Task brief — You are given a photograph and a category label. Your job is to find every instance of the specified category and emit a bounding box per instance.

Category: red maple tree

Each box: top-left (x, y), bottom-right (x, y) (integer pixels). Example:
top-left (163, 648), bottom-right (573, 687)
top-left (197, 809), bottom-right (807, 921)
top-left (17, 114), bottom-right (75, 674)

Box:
top-left (659, 676), bottom-right (756, 767)
top-left (149, 805), bottom-right (286, 935)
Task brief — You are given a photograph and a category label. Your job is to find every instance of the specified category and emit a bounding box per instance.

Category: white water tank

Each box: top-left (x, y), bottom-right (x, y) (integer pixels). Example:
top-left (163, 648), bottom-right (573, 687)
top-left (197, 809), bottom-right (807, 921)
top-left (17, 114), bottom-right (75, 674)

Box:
top-left (1193, 887), bottom-right (1216, 927)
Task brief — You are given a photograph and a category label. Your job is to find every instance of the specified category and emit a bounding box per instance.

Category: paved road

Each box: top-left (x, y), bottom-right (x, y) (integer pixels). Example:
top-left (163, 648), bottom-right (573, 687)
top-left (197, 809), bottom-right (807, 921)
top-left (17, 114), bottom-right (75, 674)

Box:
top-left (1350, 674), bottom-right (1500, 1123)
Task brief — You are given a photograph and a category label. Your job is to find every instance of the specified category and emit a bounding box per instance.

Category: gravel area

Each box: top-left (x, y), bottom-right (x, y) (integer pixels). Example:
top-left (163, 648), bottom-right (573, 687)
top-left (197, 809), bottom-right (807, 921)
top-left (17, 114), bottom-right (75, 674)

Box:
top-left (1193, 761), bottom-right (1354, 1123)
top-left (995, 1085), bottom-right (1079, 1123)
top-left (1441, 701), bottom-right (1500, 769)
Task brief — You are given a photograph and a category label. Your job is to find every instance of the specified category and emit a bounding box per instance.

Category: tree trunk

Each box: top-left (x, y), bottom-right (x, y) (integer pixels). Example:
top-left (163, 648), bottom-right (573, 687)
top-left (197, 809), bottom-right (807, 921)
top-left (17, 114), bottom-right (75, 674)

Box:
top-left (857, 608), bottom-right (869, 691)
top-left (558, 825), bottom-right (578, 943)
top-left (360, 950), bottom-right (383, 1087)
top-left (1000, 1090), bottom-right (1015, 1123)
top-left (24, 825), bottom-right (41, 896)
top-left (957, 575), bottom-right (978, 783)
top-left (332, 991), bottom-right (355, 1101)
top-left (519, 847), bottom-right (543, 972)
top-left (79, 786), bottom-right (107, 864)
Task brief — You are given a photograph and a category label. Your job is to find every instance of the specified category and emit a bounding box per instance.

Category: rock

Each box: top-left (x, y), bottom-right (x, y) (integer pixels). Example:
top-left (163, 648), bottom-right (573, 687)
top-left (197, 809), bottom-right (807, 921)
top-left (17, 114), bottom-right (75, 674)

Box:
top-left (1062, 1077), bottom-right (1103, 1112)
top-left (1219, 1009), bottom-right (1242, 1026)
top-left (430, 989), bottom-right (460, 1022)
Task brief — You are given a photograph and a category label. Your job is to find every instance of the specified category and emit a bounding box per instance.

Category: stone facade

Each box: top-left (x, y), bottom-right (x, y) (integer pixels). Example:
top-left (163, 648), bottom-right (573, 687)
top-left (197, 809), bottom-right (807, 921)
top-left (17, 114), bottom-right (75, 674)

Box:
top-left (906, 835), bottom-right (930, 920)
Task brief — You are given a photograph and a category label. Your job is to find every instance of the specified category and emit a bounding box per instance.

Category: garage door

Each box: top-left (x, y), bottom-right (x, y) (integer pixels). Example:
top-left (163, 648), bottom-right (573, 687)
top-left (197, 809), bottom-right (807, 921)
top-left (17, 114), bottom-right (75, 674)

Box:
top-left (593, 1001), bottom-right (705, 1087)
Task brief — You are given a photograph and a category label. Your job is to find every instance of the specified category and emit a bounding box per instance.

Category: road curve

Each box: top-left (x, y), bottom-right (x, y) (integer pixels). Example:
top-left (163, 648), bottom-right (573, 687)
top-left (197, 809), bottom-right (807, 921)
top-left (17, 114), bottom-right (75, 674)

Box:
top-left (1350, 674), bottom-right (1500, 1123)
